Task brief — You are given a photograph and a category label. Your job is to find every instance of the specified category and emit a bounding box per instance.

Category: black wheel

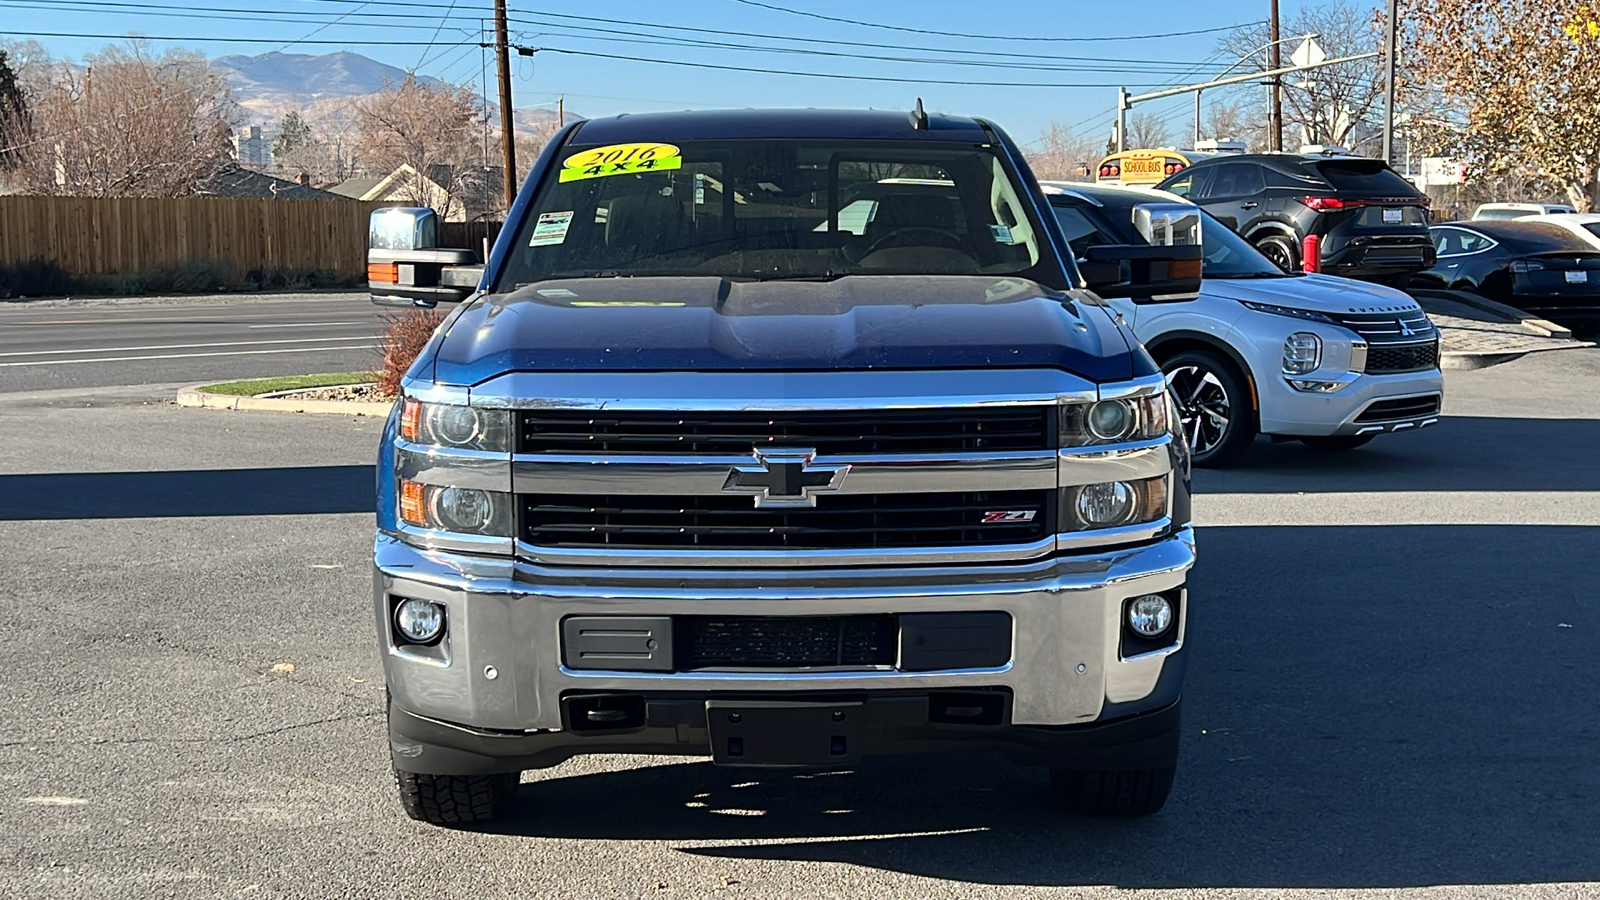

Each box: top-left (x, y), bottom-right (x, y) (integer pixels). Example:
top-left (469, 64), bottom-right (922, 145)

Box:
top-left (1161, 350), bottom-right (1258, 468)
top-left (1051, 765), bottom-right (1176, 816)
top-left (1298, 434), bottom-right (1376, 451)
top-left (1254, 234), bottom-right (1299, 273)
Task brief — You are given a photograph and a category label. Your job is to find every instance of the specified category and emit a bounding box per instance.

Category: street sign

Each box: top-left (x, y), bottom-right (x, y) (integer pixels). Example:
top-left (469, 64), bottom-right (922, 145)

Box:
top-left (1420, 157), bottom-right (1468, 186)
top-left (1291, 36), bottom-right (1326, 69)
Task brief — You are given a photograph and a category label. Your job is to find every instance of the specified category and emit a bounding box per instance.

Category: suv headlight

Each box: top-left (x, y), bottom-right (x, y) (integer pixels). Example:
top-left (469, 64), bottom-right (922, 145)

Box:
top-left (1282, 332), bottom-right (1322, 375)
top-left (400, 398), bottom-right (512, 452)
top-left (399, 481), bottom-right (514, 536)
top-left (1060, 393), bottom-right (1170, 447)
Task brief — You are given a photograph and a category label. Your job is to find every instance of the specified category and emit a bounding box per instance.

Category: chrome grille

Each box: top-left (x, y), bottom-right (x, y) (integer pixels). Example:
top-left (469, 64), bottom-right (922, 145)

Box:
top-left (517, 407), bottom-right (1053, 455)
top-left (521, 490), bottom-right (1053, 550)
top-left (1332, 309), bottom-right (1436, 341)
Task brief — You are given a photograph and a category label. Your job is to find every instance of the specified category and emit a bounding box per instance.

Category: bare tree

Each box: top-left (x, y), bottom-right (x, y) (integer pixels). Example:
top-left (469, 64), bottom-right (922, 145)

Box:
top-left (1410, 0), bottom-right (1600, 210)
top-left (1216, 2), bottom-right (1388, 154)
top-left (1200, 99), bottom-right (1262, 149)
top-left (353, 76), bottom-right (485, 219)
top-left (1, 43), bottom-right (235, 196)
top-left (1125, 112), bottom-right (1173, 150)
top-left (1026, 121), bottom-right (1099, 181)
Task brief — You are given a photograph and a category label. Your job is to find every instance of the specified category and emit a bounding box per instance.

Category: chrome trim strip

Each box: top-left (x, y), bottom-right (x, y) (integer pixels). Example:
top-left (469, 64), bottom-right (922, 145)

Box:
top-left (395, 522), bottom-right (514, 556)
top-left (399, 378), bottom-right (468, 405)
top-left (1097, 373), bottom-right (1167, 401)
top-left (512, 450), bottom-right (1059, 495)
top-left (467, 369), bottom-right (1098, 410)
top-left (513, 535), bottom-right (1061, 568)
top-left (1059, 438), bottom-right (1172, 485)
top-left (1350, 339), bottom-right (1369, 374)
top-left (397, 442), bottom-right (512, 491)
top-left (1057, 518), bottom-right (1172, 551)
top-left (560, 662), bottom-right (1014, 681)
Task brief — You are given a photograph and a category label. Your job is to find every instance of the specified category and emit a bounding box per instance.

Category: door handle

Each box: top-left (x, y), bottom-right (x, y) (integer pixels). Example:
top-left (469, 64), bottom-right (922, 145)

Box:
top-left (1240, 201), bottom-right (1260, 209)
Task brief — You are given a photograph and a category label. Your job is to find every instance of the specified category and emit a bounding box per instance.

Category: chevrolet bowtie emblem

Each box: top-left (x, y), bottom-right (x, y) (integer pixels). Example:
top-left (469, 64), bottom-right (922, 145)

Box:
top-left (722, 448), bottom-right (850, 508)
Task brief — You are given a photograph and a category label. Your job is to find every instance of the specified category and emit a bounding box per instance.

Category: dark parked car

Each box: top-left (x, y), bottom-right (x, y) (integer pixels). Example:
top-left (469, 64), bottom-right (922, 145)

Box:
top-left (1414, 220), bottom-right (1600, 334)
top-left (1155, 153), bottom-right (1434, 284)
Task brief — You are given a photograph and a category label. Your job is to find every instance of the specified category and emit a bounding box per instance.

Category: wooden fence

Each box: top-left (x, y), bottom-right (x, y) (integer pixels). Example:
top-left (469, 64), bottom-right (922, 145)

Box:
top-left (438, 220), bottom-right (504, 260)
top-left (0, 196), bottom-right (381, 280)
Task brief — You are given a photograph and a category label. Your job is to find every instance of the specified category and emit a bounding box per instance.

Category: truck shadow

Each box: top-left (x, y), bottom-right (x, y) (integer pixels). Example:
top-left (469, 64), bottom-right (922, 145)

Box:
top-left (0, 465), bottom-right (374, 519)
top-left (1197, 415), bottom-right (1600, 493)
top-left (483, 522), bottom-right (1600, 889)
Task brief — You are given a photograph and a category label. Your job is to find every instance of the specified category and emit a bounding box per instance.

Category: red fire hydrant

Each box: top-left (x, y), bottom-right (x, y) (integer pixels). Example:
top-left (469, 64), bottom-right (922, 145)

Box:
top-left (1302, 234), bottom-right (1321, 273)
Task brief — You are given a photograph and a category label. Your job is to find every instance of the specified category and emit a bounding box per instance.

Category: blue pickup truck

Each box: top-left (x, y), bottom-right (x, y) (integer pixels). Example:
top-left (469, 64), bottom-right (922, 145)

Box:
top-left (368, 107), bottom-right (1198, 825)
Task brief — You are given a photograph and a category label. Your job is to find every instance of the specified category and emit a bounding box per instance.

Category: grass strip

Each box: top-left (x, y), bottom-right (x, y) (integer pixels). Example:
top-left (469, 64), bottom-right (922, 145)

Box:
top-left (197, 372), bottom-right (375, 396)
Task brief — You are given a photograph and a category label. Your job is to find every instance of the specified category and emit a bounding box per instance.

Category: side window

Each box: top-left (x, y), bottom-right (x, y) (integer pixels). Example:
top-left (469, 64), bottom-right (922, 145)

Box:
top-left (1048, 204), bottom-right (1117, 258)
top-left (1207, 163), bottom-right (1265, 198)
top-left (1163, 172), bottom-right (1195, 198)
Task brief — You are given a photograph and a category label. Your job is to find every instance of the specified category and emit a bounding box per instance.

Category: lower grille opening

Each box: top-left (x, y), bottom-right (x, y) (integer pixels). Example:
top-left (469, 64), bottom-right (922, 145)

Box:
top-left (1365, 341), bottom-right (1439, 374)
top-left (565, 694), bottom-right (646, 732)
top-left (1355, 394), bottom-right (1441, 423)
top-left (677, 615), bottom-right (897, 671)
top-left (928, 691), bottom-right (1007, 726)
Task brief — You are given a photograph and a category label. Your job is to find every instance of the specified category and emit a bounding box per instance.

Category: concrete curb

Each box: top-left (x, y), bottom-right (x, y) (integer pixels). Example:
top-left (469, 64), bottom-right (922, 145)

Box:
top-left (1440, 351), bottom-right (1526, 371)
top-left (1410, 288), bottom-right (1572, 338)
top-left (176, 385), bottom-right (393, 417)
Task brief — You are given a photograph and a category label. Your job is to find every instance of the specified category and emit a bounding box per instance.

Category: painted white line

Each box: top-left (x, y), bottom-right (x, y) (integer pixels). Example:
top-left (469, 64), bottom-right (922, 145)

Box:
top-left (247, 322), bottom-right (365, 329)
top-left (1196, 491), bottom-right (1600, 527)
top-left (21, 797), bottom-right (89, 806)
top-left (0, 344), bottom-right (378, 367)
top-left (0, 335), bottom-right (380, 358)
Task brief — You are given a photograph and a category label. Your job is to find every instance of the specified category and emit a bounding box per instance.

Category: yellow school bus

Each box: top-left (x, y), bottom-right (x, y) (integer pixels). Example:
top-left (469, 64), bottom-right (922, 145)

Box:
top-left (1096, 149), bottom-right (1202, 187)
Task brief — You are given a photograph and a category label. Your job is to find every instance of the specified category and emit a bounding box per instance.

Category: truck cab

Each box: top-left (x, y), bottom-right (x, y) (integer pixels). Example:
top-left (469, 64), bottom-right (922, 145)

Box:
top-left (371, 108), bottom-right (1198, 825)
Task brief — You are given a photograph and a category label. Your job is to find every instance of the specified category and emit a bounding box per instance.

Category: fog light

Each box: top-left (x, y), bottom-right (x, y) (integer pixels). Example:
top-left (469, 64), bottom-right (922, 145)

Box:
top-left (395, 598), bottom-right (445, 644)
top-left (1086, 400), bottom-right (1134, 441)
top-left (1077, 481), bottom-right (1134, 526)
top-left (1127, 594), bottom-right (1173, 638)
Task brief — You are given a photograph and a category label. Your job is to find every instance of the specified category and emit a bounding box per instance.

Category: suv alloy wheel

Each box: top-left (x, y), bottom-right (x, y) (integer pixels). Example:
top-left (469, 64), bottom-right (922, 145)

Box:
top-left (1254, 234), bottom-right (1299, 273)
top-left (1162, 350), bottom-right (1257, 467)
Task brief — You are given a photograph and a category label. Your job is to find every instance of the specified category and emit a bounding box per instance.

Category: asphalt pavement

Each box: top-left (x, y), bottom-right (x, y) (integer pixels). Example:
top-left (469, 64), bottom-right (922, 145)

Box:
top-left (1, 349), bottom-right (1598, 898)
top-left (0, 293), bottom-right (383, 393)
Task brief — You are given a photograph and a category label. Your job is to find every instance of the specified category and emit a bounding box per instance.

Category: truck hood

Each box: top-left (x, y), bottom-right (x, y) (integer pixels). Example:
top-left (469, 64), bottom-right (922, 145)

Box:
top-left (430, 275), bottom-right (1149, 385)
top-left (1202, 273), bottom-right (1422, 314)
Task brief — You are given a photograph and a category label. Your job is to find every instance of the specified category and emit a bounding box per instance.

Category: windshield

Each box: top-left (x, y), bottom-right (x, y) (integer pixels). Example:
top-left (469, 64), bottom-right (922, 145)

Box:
top-left (496, 139), bottom-right (1063, 288)
top-left (1197, 211), bottom-right (1295, 278)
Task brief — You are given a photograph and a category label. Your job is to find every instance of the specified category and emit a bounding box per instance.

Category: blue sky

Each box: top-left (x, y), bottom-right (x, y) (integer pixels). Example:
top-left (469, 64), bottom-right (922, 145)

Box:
top-left (0, 0), bottom-right (1326, 147)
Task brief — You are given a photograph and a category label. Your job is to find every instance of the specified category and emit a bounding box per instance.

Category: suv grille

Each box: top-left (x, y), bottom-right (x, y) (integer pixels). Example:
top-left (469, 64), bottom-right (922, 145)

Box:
top-left (1364, 341), bottom-right (1439, 374)
top-left (517, 407), bottom-right (1052, 455)
top-left (677, 615), bottom-right (897, 669)
top-left (521, 490), bottom-right (1052, 550)
top-left (1332, 309), bottom-right (1435, 341)
top-left (1355, 395), bottom-right (1441, 423)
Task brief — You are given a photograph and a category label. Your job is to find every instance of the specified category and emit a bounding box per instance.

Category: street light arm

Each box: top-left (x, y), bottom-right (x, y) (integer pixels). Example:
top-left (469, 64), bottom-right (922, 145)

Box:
top-left (1129, 52), bottom-right (1379, 105)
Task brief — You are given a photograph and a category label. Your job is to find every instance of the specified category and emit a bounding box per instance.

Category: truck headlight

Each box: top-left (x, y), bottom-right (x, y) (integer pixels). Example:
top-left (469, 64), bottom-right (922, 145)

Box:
top-left (400, 397), bottom-right (511, 452)
top-left (1282, 332), bottom-right (1322, 375)
top-left (399, 480), bottom-right (513, 536)
top-left (1063, 476), bottom-right (1168, 531)
top-left (1061, 391), bottom-right (1170, 447)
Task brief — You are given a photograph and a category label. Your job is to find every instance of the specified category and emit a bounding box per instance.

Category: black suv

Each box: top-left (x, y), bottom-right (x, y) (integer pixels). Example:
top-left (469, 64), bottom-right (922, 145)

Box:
top-left (1155, 154), bottom-right (1434, 284)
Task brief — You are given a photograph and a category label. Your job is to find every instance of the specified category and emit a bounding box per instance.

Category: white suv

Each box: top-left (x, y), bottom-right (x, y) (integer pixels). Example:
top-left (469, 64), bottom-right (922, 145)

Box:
top-left (1043, 182), bottom-right (1444, 466)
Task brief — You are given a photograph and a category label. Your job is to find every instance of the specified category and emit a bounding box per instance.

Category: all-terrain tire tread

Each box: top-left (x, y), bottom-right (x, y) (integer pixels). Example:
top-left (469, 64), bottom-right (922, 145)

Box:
top-left (395, 769), bottom-right (519, 825)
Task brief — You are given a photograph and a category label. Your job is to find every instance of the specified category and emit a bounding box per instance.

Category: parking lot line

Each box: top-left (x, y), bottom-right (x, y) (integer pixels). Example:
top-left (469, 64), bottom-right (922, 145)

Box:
top-left (0, 336), bottom-right (380, 358)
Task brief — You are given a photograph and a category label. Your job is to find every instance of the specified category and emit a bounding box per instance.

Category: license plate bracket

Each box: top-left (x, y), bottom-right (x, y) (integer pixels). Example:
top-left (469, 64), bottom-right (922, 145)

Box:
top-left (1566, 270), bottom-right (1588, 284)
top-left (1382, 207), bottom-right (1403, 224)
top-left (706, 700), bottom-right (864, 767)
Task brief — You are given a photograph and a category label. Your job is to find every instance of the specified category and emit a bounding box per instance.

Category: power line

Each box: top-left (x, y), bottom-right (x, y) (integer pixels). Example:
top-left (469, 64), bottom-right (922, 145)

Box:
top-left (530, 46), bottom-right (1173, 89)
top-left (0, 30), bottom-right (478, 46)
top-left (728, 0), bottom-right (1262, 43)
top-left (413, 0), bottom-right (462, 72)
top-left (0, 0), bottom-right (479, 28)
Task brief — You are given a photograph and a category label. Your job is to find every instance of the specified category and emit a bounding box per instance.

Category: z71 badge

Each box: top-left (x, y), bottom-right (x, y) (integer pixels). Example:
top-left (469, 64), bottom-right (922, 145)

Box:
top-left (981, 510), bottom-right (1038, 523)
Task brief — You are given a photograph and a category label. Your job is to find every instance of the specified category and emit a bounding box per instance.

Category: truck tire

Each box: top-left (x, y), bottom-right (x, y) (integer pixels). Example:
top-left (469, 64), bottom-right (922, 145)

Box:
top-left (1050, 765), bottom-right (1176, 816)
top-left (394, 768), bottom-right (520, 826)
top-left (1298, 434), bottom-right (1375, 451)
top-left (1161, 350), bottom-right (1257, 468)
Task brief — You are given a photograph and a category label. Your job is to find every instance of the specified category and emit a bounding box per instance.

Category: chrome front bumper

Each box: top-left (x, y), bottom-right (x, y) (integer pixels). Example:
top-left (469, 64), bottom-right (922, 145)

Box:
top-left (374, 529), bottom-right (1195, 734)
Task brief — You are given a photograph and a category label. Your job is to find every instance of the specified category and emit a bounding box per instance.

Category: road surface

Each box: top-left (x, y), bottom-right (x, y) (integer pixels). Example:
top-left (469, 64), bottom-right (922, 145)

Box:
top-left (0, 293), bottom-right (385, 393)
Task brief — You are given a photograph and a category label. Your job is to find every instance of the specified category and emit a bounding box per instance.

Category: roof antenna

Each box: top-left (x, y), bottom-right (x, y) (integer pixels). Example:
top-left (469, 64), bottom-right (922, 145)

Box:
top-left (909, 97), bottom-right (929, 131)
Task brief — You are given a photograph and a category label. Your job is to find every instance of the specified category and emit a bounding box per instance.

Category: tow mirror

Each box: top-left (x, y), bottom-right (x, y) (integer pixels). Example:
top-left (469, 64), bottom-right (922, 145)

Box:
top-left (367, 207), bottom-right (483, 307)
top-left (1081, 244), bottom-right (1204, 301)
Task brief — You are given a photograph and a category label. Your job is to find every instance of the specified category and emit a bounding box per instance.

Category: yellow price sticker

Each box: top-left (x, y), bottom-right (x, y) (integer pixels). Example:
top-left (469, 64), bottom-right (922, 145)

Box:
top-left (559, 155), bottom-right (683, 182)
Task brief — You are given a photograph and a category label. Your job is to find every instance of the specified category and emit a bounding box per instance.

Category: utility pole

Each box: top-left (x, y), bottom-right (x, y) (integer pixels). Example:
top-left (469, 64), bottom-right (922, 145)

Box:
top-left (1381, 0), bottom-right (1399, 164)
top-left (493, 0), bottom-right (517, 211)
top-left (1115, 87), bottom-right (1129, 153)
top-left (1269, 0), bottom-right (1282, 151)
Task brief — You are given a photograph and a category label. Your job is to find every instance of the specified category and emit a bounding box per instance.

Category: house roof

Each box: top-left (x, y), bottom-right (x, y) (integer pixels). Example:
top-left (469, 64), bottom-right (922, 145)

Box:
top-left (329, 177), bottom-right (385, 200)
top-left (195, 165), bottom-right (342, 200)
